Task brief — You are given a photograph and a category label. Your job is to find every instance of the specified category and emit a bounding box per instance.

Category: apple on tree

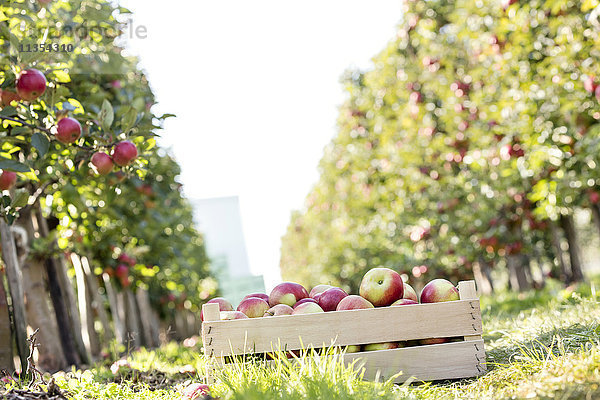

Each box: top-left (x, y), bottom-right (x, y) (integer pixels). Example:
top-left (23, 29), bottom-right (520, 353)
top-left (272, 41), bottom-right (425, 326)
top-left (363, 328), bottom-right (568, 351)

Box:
top-left (16, 69), bottom-right (47, 101)
top-left (55, 117), bottom-right (82, 144)
top-left (0, 90), bottom-right (20, 106)
top-left (112, 141), bottom-right (138, 166)
top-left (359, 267), bottom-right (404, 307)
top-left (91, 152), bottom-right (114, 175)
top-left (0, 171), bottom-right (17, 191)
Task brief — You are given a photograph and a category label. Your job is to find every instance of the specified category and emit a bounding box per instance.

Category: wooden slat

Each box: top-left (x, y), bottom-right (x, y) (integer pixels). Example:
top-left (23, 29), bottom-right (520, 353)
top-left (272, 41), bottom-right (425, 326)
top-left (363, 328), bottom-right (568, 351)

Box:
top-left (457, 281), bottom-right (486, 372)
top-left (214, 340), bottom-right (487, 383)
top-left (202, 303), bottom-right (222, 384)
top-left (345, 339), bottom-right (487, 382)
top-left (203, 299), bottom-right (482, 357)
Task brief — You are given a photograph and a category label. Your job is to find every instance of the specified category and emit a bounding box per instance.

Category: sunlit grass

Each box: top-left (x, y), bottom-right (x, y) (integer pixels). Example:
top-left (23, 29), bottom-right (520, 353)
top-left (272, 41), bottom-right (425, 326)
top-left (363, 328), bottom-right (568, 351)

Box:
top-left (1, 277), bottom-right (598, 399)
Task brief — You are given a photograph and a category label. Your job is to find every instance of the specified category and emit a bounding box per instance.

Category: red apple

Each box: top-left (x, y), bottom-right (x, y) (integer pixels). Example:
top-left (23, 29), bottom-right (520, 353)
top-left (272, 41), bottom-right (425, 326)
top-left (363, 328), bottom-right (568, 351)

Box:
top-left (112, 141), bottom-right (138, 166)
top-left (201, 297), bottom-right (233, 321)
top-left (182, 383), bottom-right (210, 400)
top-left (220, 311), bottom-right (248, 320)
top-left (402, 283), bottom-right (419, 302)
top-left (420, 279), bottom-right (459, 303)
top-left (115, 264), bottom-right (128, 279)
top-left (291, 302), bottom-right (324, 315)
top-left (336, 295), bottom-right (374, 311)
top-left (317, 287), bottom-right (348, 311)
top-left (584, 76), bottom-right (597, 93)
top-left (0, 171), bottom-right (17, 191)
top-left (91, 152), bottom-right (114, 175)
top-left (0, 90), bottom-right (20, 106)
top-left (241, 293), bottom-right (269, 303)
top-left (264, 304), bottom-right (294, 316)
top-left (359, 267), bottom-right (404, 307)
top-left (363, 342), bottom-right (399, 351)
top-left (420, 338), bottom-right (449, 345)
top-left (16, 69), bottom-right (47, 101)
top-left (293, 298), bottom-right (318, 309)
top-left (237, 297), bottom-right (269, 318)
top-left (54, 117), bottom-right (82, 144)
top-left (309, 284), bottom-right (333, 299)
top-left (391, 299), bottom-right (419, 306)
top-left (268, 282), bottom-right (309, 307)
top-left (501, 0), bottom-right (517, 9)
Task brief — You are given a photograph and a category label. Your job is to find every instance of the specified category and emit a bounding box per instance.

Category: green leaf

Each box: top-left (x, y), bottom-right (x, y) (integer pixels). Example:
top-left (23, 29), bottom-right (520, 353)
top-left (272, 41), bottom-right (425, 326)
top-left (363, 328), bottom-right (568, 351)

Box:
top-left (31, 132), bottom-right (50, 157)
top-left (11, 127), bottom-right (31, 135)
top-left (10, 189), bottom-right (29, 208)
top-left (120, 107), bottom-right (138, 132)
top-left (0, 72), bottom-right (15, 89)
top-left (99, 100), bottom-right (114, 131)
top-left (0, 158), bottom-right (31, 172)
top-left (0, 106), bottom-right (17, 117)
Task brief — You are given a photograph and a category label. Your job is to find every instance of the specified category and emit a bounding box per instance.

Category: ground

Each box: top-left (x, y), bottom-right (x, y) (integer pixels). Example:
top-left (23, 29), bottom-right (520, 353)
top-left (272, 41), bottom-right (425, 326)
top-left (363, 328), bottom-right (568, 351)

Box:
top-left (1, 277), bottom-right (599, 400)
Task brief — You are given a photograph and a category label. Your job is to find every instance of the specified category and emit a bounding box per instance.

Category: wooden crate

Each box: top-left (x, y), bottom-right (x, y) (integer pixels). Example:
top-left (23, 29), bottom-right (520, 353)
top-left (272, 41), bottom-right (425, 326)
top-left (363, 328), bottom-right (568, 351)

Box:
top-left (201, 280), bottom-right (486, 383)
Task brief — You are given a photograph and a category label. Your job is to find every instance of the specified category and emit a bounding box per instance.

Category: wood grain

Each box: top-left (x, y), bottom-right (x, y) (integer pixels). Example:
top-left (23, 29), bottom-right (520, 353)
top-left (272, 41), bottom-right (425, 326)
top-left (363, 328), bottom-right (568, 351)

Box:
top-left (203, 299), bottom-right (482, 357)
top-left (345, 339), bottom-right (487, 382)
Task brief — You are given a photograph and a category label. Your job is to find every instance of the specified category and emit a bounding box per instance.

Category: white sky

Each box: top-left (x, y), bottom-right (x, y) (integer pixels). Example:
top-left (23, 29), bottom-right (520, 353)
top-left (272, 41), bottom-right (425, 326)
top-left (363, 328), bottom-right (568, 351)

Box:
top-left (119, 0), bottom-right (402, 290)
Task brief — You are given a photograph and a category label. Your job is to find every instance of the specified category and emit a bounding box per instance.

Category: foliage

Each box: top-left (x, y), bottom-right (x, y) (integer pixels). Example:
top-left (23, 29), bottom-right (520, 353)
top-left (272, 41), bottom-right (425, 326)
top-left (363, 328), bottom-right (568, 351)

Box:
top-left (0, 0), bottom-right (212, 310)
top-left (281, 0), bottom-right (600, 290)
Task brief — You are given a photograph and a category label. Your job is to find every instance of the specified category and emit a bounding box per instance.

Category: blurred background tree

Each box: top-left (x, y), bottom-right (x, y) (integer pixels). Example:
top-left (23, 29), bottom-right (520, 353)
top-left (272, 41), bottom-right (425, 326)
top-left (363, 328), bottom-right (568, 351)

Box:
top-left (281, 0), bottom-right (600, 294)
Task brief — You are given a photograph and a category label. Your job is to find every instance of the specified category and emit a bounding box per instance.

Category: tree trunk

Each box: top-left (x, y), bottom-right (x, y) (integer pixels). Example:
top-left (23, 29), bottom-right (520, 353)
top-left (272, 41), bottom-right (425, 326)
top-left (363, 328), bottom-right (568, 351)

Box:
top-left (560, 214), bottom-right (585, 282)
top-left (591, 204), bottom-right (600, 238)
top-left (34, 205), bottom-right (83, 366)
top-left (550, 221), bottom-right (571, 283)
top-left (507, 253), bottom-right (530, 291)
top-left (123, 289), bottom-right (140, 349)
top-left (473, 258), bottom-right (493, 295)
top-left (0, 219), bottom-right (29, 372)
top-left (81, 257), bottom-right (112, 344)
top-left (71, 254), bottom-right (100, 358)
top-left (18, 209), bottom-right (67, 372)
top-left (136, 289), bottom-right (158, 348)
top-left (0, 270), bottom-right (14, 372)
top-left (102, 273), bottom-right (124, 345)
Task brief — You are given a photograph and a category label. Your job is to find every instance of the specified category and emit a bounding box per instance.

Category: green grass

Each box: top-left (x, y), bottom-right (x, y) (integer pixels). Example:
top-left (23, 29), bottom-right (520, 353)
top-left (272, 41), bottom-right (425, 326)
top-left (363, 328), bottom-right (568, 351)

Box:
top-left (1, 278), bottom-right (598, 399)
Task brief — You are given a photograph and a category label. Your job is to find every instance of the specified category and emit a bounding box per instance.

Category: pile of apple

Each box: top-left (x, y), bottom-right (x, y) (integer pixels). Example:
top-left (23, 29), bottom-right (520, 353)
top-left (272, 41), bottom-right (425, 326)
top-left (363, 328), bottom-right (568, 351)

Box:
top-left (203, 267), bottom-right (462, 350)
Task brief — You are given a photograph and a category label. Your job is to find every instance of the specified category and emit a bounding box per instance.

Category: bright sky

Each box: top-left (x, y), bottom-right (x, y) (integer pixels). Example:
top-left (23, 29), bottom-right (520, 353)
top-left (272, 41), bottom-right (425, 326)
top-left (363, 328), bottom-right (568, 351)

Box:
top-left (119, 0), bottom-right (402, 290)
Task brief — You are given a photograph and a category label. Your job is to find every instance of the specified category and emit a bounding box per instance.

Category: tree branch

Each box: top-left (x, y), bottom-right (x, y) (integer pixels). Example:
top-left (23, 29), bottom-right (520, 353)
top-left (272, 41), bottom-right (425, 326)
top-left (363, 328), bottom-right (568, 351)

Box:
top-left (0, 115), bottom-right (51, 134)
